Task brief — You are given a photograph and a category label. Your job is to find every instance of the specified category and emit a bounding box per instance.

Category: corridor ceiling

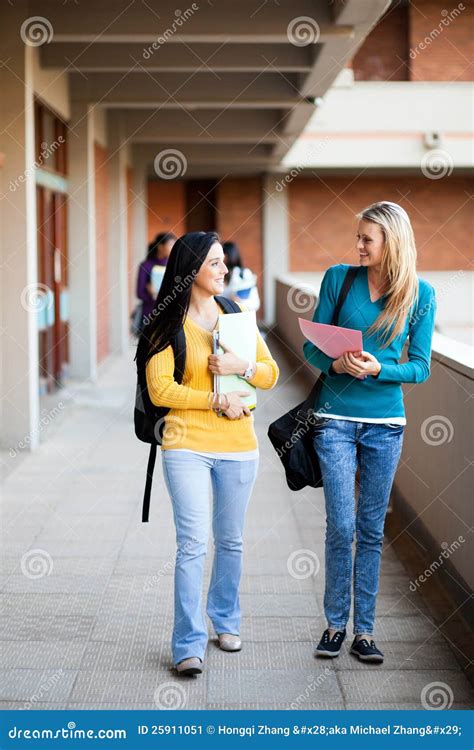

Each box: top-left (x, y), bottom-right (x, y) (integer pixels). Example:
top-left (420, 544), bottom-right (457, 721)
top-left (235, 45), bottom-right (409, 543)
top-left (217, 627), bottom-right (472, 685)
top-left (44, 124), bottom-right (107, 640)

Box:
top-left (36, 0), bottom-right (390, 177)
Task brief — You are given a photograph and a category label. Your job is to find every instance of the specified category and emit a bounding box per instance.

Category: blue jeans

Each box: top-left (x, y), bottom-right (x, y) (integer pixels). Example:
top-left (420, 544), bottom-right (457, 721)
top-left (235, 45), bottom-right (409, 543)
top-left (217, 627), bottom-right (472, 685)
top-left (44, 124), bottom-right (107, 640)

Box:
top-left (162, 450), bottom-right (258, 664)
top-left (313, 419), bottom-right (404, 636)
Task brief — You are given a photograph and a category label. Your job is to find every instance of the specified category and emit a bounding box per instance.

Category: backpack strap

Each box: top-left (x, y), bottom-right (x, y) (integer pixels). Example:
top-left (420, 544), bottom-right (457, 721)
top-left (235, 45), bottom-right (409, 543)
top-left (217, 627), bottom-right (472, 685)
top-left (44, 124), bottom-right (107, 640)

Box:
top-left (141, 327), bottom-right (187, 523)
top-left (142, 443), bottom-right (157, 522)
top-left (215, 295), bottom-right (242, 314)
top-left (171, 327), bottom-right (186, 382)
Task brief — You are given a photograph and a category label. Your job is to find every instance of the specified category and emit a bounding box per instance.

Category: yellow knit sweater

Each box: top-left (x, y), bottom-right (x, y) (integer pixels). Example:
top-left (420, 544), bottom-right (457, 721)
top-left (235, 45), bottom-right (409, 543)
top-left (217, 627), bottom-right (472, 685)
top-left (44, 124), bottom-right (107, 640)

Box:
top-left (145, 311), bottom-right (279, 452)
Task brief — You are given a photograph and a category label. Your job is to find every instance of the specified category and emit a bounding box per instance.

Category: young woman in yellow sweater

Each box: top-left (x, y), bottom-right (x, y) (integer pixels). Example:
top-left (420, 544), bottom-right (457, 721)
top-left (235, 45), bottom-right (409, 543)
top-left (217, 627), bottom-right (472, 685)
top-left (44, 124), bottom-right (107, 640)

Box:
top-left (135, 231), bottom-right (279, 675)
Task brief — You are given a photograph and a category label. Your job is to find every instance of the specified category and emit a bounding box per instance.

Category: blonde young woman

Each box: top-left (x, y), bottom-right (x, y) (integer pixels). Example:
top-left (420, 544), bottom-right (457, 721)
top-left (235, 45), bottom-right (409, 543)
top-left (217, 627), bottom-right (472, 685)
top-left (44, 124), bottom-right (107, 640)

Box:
top-left (303, 202), bottom-right (436, 664)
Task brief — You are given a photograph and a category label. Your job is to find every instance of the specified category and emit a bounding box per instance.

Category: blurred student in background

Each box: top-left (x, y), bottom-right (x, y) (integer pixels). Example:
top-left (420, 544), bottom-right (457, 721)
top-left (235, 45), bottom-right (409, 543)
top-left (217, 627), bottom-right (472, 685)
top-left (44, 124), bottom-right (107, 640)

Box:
top-left (221, 240), bottom-right (260, 313)
top-left (132, 232), bottom-right (176, 335)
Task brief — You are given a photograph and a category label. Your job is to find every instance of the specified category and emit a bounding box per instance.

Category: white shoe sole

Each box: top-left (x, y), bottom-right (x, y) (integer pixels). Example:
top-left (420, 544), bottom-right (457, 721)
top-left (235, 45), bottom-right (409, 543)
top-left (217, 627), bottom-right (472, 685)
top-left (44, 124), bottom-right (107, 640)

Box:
top-left (315, 649), bottom-right (342, 658)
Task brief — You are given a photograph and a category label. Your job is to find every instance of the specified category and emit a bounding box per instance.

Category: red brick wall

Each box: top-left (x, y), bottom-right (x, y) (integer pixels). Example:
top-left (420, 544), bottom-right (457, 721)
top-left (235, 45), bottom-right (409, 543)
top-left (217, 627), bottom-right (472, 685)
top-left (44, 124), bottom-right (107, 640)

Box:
top-left (147, 180), bottom-right (186, 242)
top-left (409, 0), bottom-right (473, 81)
top-left (288, 176), bottom-right (473, 271)
top-left (216, 177), bottom-right (264, 315)
top-left (95, 143), bottom-right (109, 362)
top-left (353, 3), bottom-right (409, 81)
top-left (127, 167), bottom-right (134, 314)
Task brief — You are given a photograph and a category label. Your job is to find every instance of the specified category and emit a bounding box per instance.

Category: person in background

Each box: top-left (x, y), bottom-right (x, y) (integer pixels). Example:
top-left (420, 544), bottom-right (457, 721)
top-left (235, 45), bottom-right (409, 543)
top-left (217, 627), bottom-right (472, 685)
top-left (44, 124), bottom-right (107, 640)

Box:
top-left (221, 240), bottom-right (260, 313)
top-left (135, 232), bottom-right (176, 331)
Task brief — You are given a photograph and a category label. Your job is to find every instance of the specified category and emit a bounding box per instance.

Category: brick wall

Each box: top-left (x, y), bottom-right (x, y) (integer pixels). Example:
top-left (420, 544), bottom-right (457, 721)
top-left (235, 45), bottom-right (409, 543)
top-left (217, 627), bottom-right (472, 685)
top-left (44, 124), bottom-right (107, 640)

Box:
top-left (288, 175), bottom-right (473, 271)
top-left (353, 2), bottom-right (409, 81)
top-left (216, 177), bottom-right (264, 315)
top-left (147, 180), bottom-right (186, 242)
top-left (409, 0), bottom-right (473, 81)
top-left (95, 143), bottom-right (109, 362)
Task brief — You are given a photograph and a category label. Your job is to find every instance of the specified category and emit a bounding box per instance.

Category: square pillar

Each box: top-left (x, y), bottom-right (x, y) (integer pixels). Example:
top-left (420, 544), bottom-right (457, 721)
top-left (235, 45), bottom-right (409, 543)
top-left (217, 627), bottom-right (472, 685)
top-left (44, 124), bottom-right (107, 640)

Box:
top-left (67, 101), bottom-right (98, 380)
top-left (0, 22), bottom-right (40, 452)
top-left (262, 174), bottom-right (290, 327)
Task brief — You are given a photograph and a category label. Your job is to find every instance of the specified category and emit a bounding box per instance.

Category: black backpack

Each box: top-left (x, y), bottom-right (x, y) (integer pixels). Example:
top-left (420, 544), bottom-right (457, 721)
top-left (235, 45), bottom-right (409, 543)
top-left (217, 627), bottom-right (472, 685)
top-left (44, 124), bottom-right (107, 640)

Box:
top-left (134, 295), bottom-right (242, 522)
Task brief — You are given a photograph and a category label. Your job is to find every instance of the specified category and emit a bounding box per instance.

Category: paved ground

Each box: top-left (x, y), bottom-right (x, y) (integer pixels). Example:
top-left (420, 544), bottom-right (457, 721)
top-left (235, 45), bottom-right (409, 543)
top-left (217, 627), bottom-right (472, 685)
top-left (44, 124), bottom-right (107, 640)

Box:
top-left (1, 335), bottom-right (473, 710)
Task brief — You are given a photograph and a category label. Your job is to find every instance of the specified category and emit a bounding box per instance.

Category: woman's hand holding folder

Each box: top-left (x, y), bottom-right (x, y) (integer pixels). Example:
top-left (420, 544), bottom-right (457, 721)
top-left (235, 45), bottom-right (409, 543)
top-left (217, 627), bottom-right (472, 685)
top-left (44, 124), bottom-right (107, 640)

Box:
top-left (208, 340), bottom-right (249, 376)
top-left (221, 391), bottom-right (252, 420)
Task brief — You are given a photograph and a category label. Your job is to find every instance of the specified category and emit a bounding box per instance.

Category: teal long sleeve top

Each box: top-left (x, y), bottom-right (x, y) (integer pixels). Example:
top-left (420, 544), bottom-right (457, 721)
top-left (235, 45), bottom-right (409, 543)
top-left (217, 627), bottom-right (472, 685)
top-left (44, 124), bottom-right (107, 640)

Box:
top-left (303, 264), bottom-right (437, 422)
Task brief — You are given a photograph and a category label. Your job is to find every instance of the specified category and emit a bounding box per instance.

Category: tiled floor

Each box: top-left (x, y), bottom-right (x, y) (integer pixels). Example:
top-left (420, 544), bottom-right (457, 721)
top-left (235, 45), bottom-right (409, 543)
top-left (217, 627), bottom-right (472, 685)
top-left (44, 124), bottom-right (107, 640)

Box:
top-left (1, 336), bottom-right (473, 710)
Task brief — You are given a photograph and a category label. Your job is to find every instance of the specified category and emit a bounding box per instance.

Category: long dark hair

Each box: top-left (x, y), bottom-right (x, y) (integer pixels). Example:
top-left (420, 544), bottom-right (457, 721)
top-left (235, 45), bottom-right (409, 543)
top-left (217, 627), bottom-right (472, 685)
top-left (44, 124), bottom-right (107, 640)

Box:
top-left (135, 231), bottom-right (220, 371)
top-left (223, 240), bottom-right (243, 283)
top-left (146, 231), bottom-right (176, 261)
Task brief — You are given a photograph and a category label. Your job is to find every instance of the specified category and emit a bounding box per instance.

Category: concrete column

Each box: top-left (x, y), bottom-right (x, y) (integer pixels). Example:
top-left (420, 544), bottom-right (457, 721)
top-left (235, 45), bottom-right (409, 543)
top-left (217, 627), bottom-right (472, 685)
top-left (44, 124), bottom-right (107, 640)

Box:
top-left (67, 101), bottom-right (97, 380)
top-left (131, 149), bottom-right (148, 303)
top-left (0, 20), bottom-right (40, 452)
top-left (107, 116), bottom-right (128, 355)
top-left (262, 174), bottom-right (290, 327)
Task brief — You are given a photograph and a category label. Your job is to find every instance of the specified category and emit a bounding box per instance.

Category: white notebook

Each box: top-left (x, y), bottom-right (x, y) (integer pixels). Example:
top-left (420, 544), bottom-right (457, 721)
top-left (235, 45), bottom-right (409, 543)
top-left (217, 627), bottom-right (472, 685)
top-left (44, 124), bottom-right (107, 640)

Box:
top-left (214, 310), bottom-right (257, 410)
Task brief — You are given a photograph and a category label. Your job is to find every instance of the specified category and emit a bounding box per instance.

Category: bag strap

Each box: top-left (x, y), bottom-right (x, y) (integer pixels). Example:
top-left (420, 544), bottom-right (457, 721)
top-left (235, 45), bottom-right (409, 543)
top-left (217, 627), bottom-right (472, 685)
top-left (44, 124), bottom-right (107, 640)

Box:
top-left (170, 327), bottom-right (186, 383)
top-left (141, 329), bottom-right (186, 523)
top-left (142, 443), bottom-right (157, 523)
top-left (214, 295), bottom-right (242, 314)
top-left (303, 266), bottom-right (359, 410)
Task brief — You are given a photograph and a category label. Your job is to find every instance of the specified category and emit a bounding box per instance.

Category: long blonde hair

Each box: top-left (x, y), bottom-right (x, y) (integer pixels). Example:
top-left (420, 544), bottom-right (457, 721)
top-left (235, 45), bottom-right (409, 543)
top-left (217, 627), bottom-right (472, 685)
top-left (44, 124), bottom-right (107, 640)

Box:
top-left (357, 201), bottom-right (418, 347)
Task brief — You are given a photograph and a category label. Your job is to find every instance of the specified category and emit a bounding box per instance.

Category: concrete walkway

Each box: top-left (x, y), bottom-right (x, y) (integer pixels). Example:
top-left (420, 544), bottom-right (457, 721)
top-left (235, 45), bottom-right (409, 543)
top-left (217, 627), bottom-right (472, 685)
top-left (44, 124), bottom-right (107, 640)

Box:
top-left (1, 335), bottom-right (473, 710)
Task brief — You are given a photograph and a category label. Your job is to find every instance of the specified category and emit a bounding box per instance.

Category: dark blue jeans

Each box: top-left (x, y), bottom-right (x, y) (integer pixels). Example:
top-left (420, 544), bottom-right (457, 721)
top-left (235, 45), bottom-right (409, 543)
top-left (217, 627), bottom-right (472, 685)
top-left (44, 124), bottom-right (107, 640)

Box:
top-left (313, 419), bottom-right (404, 636)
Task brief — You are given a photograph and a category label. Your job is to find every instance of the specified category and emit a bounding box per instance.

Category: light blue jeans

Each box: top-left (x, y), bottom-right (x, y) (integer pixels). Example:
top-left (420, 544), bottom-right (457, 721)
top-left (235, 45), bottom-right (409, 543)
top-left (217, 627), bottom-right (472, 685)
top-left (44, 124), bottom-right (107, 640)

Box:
top-left (162, 450), bottom-right (259, 665)
top-left (313, 419), bottom-right (404, 636)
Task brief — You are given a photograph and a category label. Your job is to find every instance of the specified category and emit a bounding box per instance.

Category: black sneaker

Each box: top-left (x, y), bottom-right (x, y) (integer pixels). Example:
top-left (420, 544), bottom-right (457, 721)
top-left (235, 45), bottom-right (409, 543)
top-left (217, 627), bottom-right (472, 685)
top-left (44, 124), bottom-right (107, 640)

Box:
top-left (315, 628), bottom-right (346, 658)
top-left (350, 637), bottom-right (384, 663)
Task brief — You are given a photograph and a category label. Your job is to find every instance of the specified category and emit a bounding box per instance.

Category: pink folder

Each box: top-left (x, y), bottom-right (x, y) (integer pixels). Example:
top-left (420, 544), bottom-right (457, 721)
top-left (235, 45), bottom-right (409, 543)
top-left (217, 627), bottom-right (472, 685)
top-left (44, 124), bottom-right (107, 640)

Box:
top-left (299, 318), bottom-right (363, 358)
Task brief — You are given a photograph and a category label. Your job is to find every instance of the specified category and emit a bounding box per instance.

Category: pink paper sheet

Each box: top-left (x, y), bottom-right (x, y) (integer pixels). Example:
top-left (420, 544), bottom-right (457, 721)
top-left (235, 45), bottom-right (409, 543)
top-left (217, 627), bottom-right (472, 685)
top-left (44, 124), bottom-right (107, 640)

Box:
top-left (299, 318), bottom-right (363, 358)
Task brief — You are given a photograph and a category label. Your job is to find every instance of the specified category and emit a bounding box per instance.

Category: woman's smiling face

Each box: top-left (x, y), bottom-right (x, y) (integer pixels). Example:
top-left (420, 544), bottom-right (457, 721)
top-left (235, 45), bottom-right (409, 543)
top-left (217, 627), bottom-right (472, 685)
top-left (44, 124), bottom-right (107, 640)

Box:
top-left (193, 242), bottom-right (228, 295)
top-left (356, 220), bottom-right (385, 267)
